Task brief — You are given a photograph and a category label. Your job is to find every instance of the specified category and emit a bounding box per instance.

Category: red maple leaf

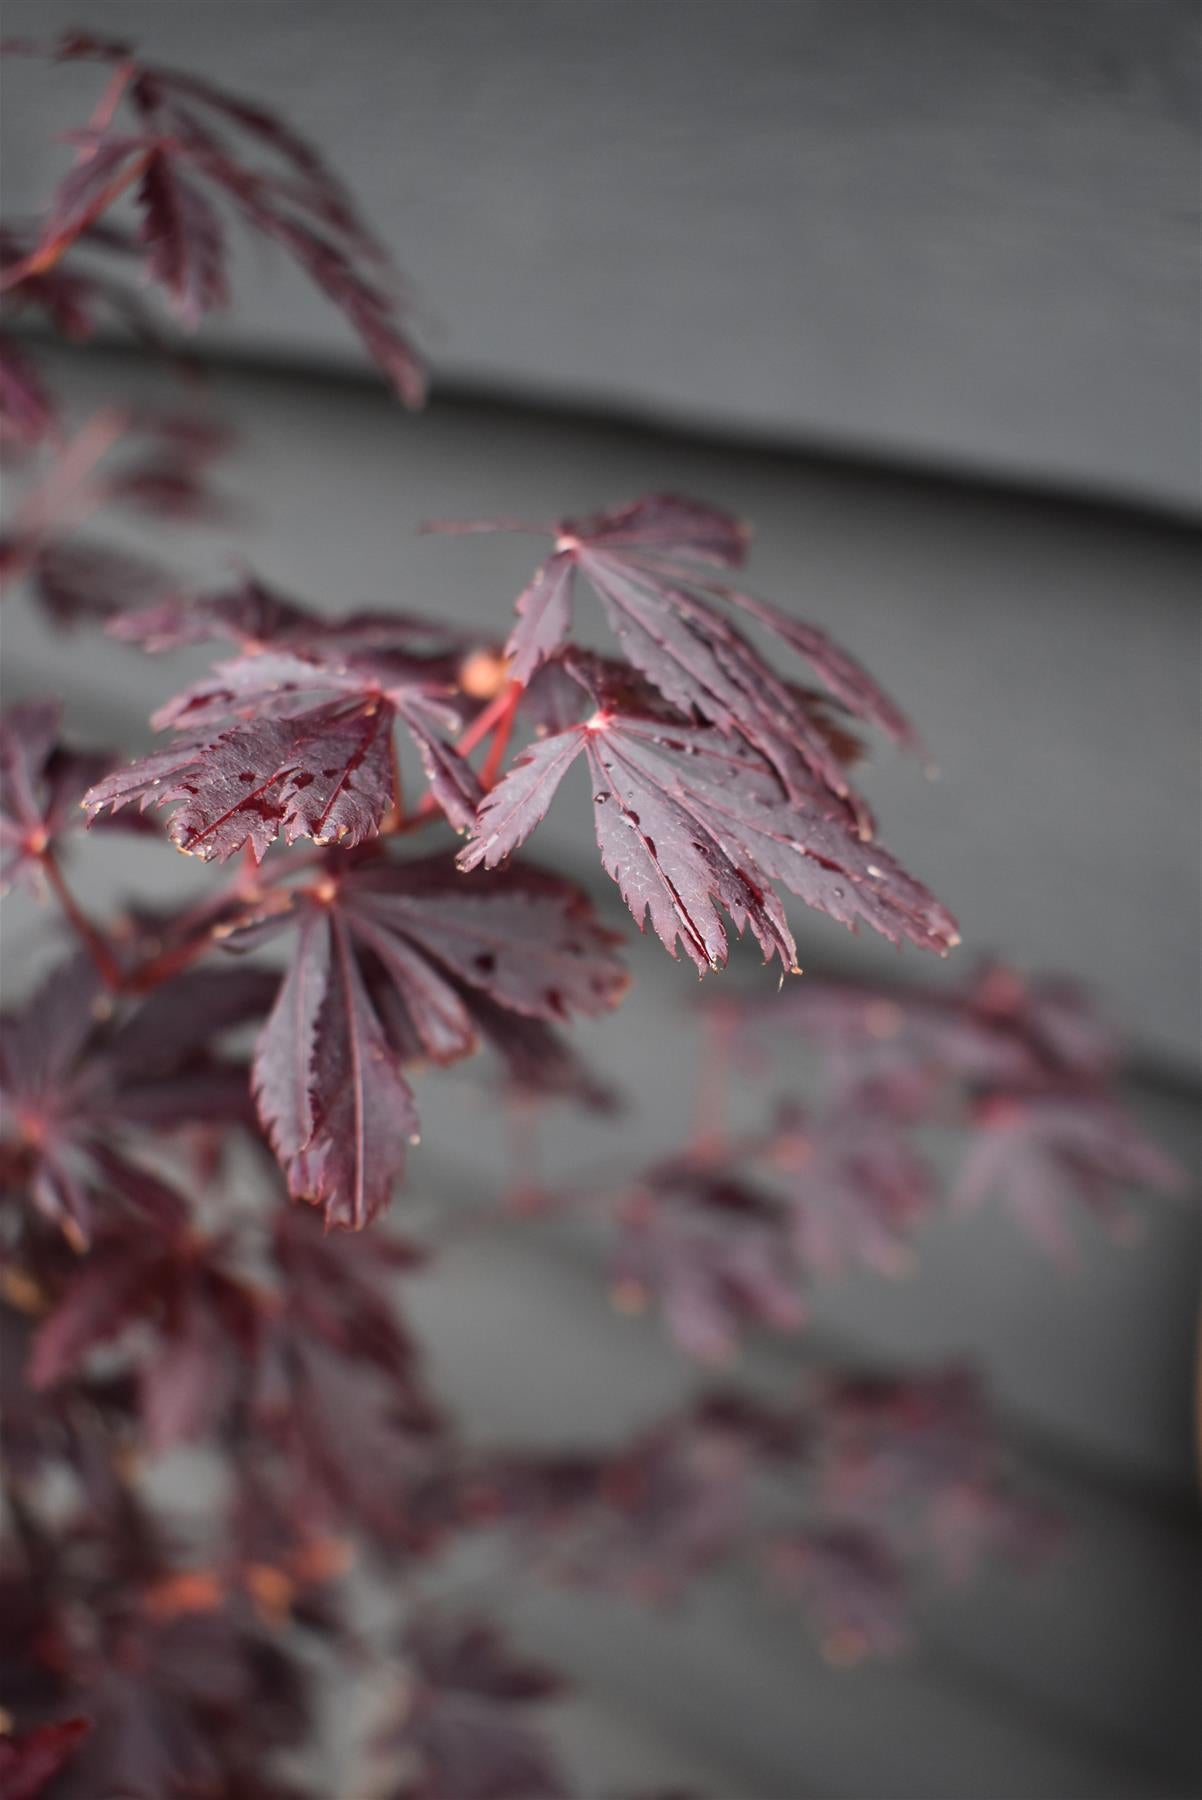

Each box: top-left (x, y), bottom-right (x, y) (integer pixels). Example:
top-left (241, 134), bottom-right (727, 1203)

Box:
top-left (612, 1161), bottom-right (804, 1360)
top-left (83, 637), bottom-right (481, 859)
top-left (764, 1526), bottom-right (910, 1662)
top-left (382, 1614), bottom-right (569, 1800)
top-left (461, 657), bottom-right (957, 972)
top-left (1, 35), bottom-right (424, 402)
top-left (0, 957), bottom-right (271, 1244)
top-left (429, 492), bottom-right (920, 818)
top-left (0, 700), bottom-right (142, 894)
top-left (0, 1718), bottom-right (91, 1800)
top-left (226, 854), bottom-right (626, 1226)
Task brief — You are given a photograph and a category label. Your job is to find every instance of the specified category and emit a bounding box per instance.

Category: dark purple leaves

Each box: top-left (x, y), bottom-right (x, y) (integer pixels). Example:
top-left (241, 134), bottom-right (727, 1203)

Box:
top-left (430, 493), bottom-right (920, 813)
top-left (0, 1718), bottom-right (92, 1800)
top-left (1, 38), bottom-right (424, 402)
top-left (818, 1369), bottom-right (1063, 1581)
top-left (235, 856), bottom-right (626, 1225)
top-left (137, 148), bottom-right (229, 326)
top-left (0, 700), bottom-right (118, 892)
top-left (83, 639), bottom-right (481, 858)
top-left (0, 336), bottom-right (55, 445)
top-left (385, 1615), bottom-right (569, 1800)
top-left (462, 663), bottom-right (957, 972)
top-left (954, 1090), bottom-right (1185, 1263)
top-left (613, 1163), bottom-right (804, 1360)
top-left (258, 905), bottom-right (418, 1230)
top-left (0, 958), bottom-right (271, 1245)
top-left (764, 1527), bottom-right (909, 1663)
top-left (738, 964), bottom-right (1186, 1258)
top-left (483, 1396), bottom-right (796, 1603)
top-left (29, 1224), bottom-right (261, 1452)
top-left (27, 540), bottom-right (187, 632)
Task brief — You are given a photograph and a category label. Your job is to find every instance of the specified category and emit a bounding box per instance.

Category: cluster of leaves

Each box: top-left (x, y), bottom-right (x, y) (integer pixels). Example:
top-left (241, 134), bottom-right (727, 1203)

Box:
top-left (719, 962), bottom-right (1186, 1264)
top-left (0, 34), bottom-right (1186, 1800)
top-left (0, 29), bottom-right (422, 420)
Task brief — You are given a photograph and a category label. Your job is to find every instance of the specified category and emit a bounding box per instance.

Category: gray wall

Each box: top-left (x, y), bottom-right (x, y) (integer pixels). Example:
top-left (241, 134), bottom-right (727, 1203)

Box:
top-left (3, 0), bottom-right (1200, 512)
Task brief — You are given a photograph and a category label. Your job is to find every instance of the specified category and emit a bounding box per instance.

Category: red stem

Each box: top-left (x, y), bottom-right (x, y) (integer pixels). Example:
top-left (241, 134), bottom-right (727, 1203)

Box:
top-left (478, 681), bottom-right (522, 789)
top-left (690, 1006), bottom-right (735, 1157)
top-left (41, 850), bottom-right (124, 990)
top-left (0, 150), bottom-right (153, 293)
top-left (81, 61), bottom-right (137, 147)
top-left (12, 406), bottom-right (130, 548)
top-left (457, 680), bottom-right (522, 763)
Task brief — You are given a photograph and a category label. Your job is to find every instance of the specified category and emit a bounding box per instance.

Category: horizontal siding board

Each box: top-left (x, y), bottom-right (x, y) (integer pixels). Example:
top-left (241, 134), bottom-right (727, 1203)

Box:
top-left (1, 0), bottom-right (1199, 509)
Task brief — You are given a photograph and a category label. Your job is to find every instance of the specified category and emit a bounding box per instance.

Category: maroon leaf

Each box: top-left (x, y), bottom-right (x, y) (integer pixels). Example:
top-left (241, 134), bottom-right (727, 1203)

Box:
top-left (0, 699), bottom-right (160, 894)
top-left (613, 1163), bottom-right (804, 1360)
top-left (461, 662), bottom-right (957, 972)
top-left (765, 1526), bottom-right (910, 1662)
top-left (385, 1614), bottom-right (569, 1800)
top-left (0, 701), bottom-right (115, 893)
top-left (0, 958), bottom-right (268, 1245)
top-left (741, 964), bottom-right (1185, 1257)
top-left (109, 569), bottom-right (308, 651)
top-left (0, 336), bottom-right (55, 445)
top-left (39, 130), bottom-right (153, 247)
top-left (430, 493), bottom-right (920, 812)
top-left (28, 1232), bottom-right (166, 1390)
top-left (277, 908), bottom-right (418, 1231)
top-left (83, 642), bottom-right (481, 857)
top-left (817, 1368), bottom-right (1065, 1583)
top-left (768, 1103), bottom-right (936, 1277)
top-left (29, 539), bottom-right (187, 631)
top-left (137, 147), bottom-right (228, 325)
top-left (108, 568), bottom-right (467, 661)
top-left (954, 1090), bottom-right (1186, 1263)
top-left (0, 1718), bottom-right (92, 1800)
top-left (236, 855), bottom-right (625, 1224)
top-left (2, 41), bottom-right (425, 401)
top-left (485, 1396), bottom-right (796, 1602)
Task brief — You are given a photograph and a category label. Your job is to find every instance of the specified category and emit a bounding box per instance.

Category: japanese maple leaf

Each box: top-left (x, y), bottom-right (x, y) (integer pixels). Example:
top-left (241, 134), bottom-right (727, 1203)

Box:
top-left (107, 567), bottom-right (470, 661)
top-left (0, 1719), bottom-right (91, 1800)
top-left (0, 335), bottom-right (55, 445)
top-left (22, 540), bottom-right (187, 631)
top-left (813, 1365), bottom-right (1053, 1575)
top-left (490, 1397), bottom-right (796, 1602)
top-left (612, 1162), bottom-right (804, 1360)
top-left (253, 1318), bottom-right (449, 1547)
top-left (228, 854), bottom-right (626, 1225)
top-left (461, 990), bottom-right (619, 1114)
top-left (28, 1221), bottom-right (262, 1452)
top-left (461, 658), bottom-right (957, 973)
top-left (270, 1201), bottom-right (426, 1387)
top-left (87, 409), bottom-right (236, 524)
top-left (0, 957), bottom-right (272, 1245)
top-left (83, 638), bottom-right (481, 860)
top-left (953, 1089), bottom-right (1185, 1264)
top-left (765, 1102), bottom-right (936, 1277)
top-left (761, 963), bottom-right (1123, 1109)
top-left (384, 1614), bottom-right (569, 1800)
top-left (764, 1526), bottom-right (910, 1662)
top-left (2, 409), bottom-right (233, 631)
top-left (137, 146), bottom-right (228, 325)
top-left (0, 221), bottom-right (165, 351)
top-left (2, 35), bottom-right (424, 403)
top-left (429, 492), bottom-right (920, 815)
top-left (252, 1215), bottom-right (446, 1543)
top-left (0, 699), bottom-right (144, 894)
top-left (0, 1483), bottom-right (313, 1800)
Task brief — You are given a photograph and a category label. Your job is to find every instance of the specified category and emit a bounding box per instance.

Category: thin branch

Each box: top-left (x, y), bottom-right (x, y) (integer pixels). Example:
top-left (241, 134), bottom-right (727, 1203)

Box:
top-left (40, 848), bottom-right (124, 989)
